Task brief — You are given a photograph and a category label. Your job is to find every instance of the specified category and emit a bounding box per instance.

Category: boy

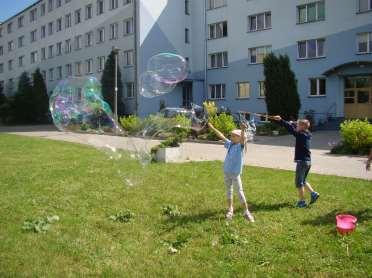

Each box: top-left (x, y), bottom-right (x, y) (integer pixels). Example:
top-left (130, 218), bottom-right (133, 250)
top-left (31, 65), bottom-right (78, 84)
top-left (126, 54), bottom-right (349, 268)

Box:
top-left (273, 116), bottom-right (320, 208)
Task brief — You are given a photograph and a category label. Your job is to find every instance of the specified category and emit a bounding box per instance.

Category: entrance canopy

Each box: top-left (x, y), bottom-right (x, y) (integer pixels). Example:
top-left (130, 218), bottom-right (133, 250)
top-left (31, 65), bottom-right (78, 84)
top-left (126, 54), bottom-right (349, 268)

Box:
top-left (323, 61), bottom-right (372, 76)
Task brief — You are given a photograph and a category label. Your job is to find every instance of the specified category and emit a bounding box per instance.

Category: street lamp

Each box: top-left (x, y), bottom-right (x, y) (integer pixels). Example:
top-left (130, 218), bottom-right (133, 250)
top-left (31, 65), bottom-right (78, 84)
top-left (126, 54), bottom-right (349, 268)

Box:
top-left (112, 46), bottom-right (121, 123)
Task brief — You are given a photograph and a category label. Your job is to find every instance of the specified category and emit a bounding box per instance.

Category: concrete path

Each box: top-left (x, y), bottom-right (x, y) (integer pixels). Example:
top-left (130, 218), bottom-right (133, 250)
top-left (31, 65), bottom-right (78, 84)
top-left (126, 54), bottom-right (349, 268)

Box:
top-left (1, 125), bottom-right (371, 180)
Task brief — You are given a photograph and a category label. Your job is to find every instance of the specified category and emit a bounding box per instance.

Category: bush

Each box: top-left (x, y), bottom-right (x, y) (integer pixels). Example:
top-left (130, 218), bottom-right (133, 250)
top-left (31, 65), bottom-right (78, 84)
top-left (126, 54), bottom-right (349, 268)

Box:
top-left (256, 122), bottom-right (288, 136)
top-left (334, 119), bottom-right (372, 155)
top-left (208, 113), bottom-right (237, 140)
top-left (120, 115), bottom-right (143, 135)
top-left (203, 101), bottom-right (217, 117)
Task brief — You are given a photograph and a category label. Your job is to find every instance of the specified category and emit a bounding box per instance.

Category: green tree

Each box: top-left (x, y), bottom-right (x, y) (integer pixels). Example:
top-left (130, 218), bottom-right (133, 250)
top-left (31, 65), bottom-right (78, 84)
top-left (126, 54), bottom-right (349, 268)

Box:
top-left (13, 72), bottom-right (35, 123)
top-left (263, 53), bottom-right (301, 120)
top-left (32, 68), bottom-right (49, 122)
top-left (101, 50), bottom-right (124, 115)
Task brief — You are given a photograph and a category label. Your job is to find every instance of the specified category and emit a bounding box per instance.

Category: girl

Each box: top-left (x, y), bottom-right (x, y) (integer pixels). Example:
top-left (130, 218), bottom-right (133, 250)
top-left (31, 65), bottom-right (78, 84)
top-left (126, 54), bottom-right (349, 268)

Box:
top-left (208, 122), bottom-right (255, 222)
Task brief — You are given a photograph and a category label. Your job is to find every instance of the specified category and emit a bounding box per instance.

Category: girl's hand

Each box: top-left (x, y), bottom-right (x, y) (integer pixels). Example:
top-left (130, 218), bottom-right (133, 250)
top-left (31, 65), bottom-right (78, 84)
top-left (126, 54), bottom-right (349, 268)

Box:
top-left (208, 122), bottom-right (214, 129)
top-left (272, 115), bottom-right (282, 121)
top-left (240, 123), bottom-right (248, 130)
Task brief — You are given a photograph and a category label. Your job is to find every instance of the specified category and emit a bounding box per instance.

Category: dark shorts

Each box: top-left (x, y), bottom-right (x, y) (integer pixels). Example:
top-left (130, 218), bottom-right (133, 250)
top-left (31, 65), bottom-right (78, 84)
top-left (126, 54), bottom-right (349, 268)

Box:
top-left (295, 161), bottom-right (311, 188)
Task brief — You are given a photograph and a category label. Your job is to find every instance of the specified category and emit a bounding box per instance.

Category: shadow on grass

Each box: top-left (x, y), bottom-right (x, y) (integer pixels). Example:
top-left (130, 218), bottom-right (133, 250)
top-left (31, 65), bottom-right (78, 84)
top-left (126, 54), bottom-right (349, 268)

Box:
top-left (250, 202), bottom-right (293, 212)
top-left (301, 208), bottom-right (372, 226)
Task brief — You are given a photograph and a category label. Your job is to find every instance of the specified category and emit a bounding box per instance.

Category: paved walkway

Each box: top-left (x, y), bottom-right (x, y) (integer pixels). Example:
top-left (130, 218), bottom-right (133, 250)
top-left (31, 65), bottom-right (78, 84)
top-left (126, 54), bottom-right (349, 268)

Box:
top-left (1, 125), bottom-right (371, 180)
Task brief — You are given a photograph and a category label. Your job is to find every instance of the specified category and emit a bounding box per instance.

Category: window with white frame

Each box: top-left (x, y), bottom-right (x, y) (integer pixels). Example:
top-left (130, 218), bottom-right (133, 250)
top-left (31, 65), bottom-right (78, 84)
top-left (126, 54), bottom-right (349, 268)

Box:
top-left (123, 0), bottom-right (132, 5)
top-left (123, 18), bottom-right (134, 35)
top-left (358, 0), bottom-right (372, 12)
top-left (357, 32), bottom-right (372, 53)
top-left (48, 22), bottom-right (53, 35)
top-left (86, 4), bottom-right (93, 19)
top-left (185, 28), bottom-right (190, 43)
top-left (0, 28), bottom-right (2, 37)
top-left (49, 68), bottom-right (54, 81)
top-left (207, 0), bottom-right (226, 10)
top-left (41, 47), bottom-right (46, 60)
top-left (209, 84), bottom-right (226, 99)
top-left (65, 39), bottom-right (72, 53)
top-left (86, 59), bottom-right (93, 74)
top-left (124, 50), bottom-right (134, 66)
top-left (75, 35), bottom-right (82, 50)
top-left (110, 0), bottom-right (118, 10)
top-left (248, 12), bottom-right (271, 32)
top-left (208, 21), bottom-right (228, 39)
top-left (65, 64), bottom-right (72, 77)
top-left (56, 42), bottom-right (62, 55)
top-left (97, 56), bottom-right (106, 72)
top-left (126, 82), bottom-right (135, 98)
top-left (85, 31), bottom-right (94, 47)
top-left (110, 23), bottom-right (118, 39)
top-left (0, 64), bottom-right (3, 73)
top-left (56, 0), bottom-right (62, 8)
top-left (297, 38), bottom-right (325, 59)
top-left (40, 3), bottom-right (46, 16)
top-left (48, 45), bottom-right (54, 58)
top-left (0, 46), bottom-right (2, 56)
top-left (237, 82), bottom-right (250, 98)
top-left (31, 51), bottom-right (38, 64)
top-left (185, 0), bottom-right (190, 15)
top-left (297, 1), bottom-right (325, 24)
top-left (18, 36), bottom-right (24, 48)
top-left (249, 45), bottom-right (271, 64)
top-left (18, 56), bottom-right (24, 67)
top-left (8, 41), bottom-right (15, 52)
top-left (258, 81), bottom-right (266, 97)
top-left (18, 16), bottom-right (24, 28)
top-left (208, 51), bottom-right (228, 69)
top-left (65, 13), bottom-right (72, 28)
top-left (310, 78), bottom-right (326, 96)
top-left (8, 60), bottom-right (13, 71)
top-left (75, 62), bottom-right (82, 76)
top-left (97, 0), bottom-right (104, 15)
top-left (97, 27), bottom-right (105, 43)
top-left (7, 23), bottom-right (12, 34)
top-left (75, 9), bottom-right (81, 25)
top-left (48, 0), bottom-right (53, 12)
top-left (41, 25), bottom-right (46, 38)
top-left (57, 18), bottom-right (62, 32)
top-left (30, 8), bottom-right (37, 22)
top-left (57, 66), bottom-right (62, 80)
top-left (31, 30), bottom-right (37, 43)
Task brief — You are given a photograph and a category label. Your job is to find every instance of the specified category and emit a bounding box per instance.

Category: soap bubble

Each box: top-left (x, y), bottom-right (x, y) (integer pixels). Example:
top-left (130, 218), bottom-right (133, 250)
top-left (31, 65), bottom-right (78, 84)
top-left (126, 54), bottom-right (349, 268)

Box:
top-left (50, 76), bottom-right (122, 134)
top-left (140, 71), bottom-right (176, 98)
top-left (147, 53), bottom-right (188, 84)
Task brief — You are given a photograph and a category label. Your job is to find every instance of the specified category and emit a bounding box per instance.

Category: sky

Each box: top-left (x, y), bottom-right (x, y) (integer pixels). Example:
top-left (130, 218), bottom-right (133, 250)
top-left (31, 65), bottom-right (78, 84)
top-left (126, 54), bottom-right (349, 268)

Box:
top-left (0, 0), bottom-right (37, 22)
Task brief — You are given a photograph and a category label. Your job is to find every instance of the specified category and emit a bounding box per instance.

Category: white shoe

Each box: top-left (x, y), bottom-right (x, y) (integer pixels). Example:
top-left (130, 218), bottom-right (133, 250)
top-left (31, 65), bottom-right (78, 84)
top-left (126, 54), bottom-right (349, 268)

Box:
top-left (243, 210), bottom-right (255, 223)
top-left (225, 210), bottom-right (234, 220)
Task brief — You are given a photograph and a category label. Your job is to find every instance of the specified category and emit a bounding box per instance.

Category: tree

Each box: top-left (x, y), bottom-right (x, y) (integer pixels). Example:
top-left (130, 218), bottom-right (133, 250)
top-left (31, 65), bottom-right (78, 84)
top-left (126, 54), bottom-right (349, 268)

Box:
top-left (263, 53), bottom-right (301, 120)
top-left (101, 50), bottom-right (124, 115)
top-left (32, 68), bottom-right (49, 122)
top-left (13, 72), bottom-right (35, 124)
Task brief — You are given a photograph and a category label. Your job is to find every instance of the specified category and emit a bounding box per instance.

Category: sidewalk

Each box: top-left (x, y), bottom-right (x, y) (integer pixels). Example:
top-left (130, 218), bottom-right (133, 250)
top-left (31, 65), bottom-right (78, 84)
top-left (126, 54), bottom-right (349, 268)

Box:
top-left (1, 125), bottom-right (371, 180)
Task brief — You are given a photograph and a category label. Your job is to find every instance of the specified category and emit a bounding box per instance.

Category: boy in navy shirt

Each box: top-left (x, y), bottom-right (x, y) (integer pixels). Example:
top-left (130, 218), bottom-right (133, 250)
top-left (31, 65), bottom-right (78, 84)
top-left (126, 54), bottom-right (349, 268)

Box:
top-left (273, 116), bottom-right (320, 208)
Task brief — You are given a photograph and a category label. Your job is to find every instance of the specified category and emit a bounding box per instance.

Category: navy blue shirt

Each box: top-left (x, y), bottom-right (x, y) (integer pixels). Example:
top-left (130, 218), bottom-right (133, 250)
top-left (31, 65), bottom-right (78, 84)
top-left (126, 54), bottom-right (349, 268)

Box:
top-left (280, 120), bottom-right (312, 162)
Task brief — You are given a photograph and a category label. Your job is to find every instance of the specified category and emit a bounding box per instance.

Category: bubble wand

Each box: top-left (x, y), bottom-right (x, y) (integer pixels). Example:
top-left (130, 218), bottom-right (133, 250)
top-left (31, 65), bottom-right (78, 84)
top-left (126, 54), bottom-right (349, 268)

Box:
top-left (238, 110), bottom-right (277, 120)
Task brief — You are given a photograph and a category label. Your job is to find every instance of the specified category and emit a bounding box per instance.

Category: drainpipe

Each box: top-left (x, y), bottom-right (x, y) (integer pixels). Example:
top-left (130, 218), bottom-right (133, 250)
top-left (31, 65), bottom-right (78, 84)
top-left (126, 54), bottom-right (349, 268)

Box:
top-left (203, 0), bottom-right (208, 102)
top-left (134, 0), bottom-right (139, 115)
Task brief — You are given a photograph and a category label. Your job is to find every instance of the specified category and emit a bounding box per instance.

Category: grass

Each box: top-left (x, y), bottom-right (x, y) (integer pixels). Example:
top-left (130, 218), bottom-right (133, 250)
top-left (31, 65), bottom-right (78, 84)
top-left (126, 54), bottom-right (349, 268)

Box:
top-left (0, 134), bottom-right (371, 277)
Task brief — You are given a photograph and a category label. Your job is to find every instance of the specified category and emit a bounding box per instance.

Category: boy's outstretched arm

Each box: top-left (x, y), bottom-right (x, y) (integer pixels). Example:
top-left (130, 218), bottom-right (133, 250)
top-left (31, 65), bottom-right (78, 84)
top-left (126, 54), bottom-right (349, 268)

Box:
top-left (272, 115), bottom-right (298, 136)
top-left (208, 123), bottom-right (228, 141)
top-left (240, 123), bottom-right (247, 145)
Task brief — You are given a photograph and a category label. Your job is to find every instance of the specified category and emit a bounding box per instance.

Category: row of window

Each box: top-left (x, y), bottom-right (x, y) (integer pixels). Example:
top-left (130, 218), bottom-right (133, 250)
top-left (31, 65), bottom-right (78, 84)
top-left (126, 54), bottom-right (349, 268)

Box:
top-left (0, 18), bottom-right (134, 56)
top-left (208, 78), bottom-right (326, 100)
top-left (0, 0), bottom-right (133, 37)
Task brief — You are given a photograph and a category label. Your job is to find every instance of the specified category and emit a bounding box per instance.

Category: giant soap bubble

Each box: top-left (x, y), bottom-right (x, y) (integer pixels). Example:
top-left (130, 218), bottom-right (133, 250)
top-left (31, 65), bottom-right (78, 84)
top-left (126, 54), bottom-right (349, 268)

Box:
top-left (50, 76), bottom-right (122, 134)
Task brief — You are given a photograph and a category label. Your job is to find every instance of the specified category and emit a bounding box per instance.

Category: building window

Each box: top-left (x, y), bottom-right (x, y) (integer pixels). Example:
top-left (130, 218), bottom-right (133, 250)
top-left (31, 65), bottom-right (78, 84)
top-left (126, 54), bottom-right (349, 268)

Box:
top-left (75, 9), bottom-right (81, 24)
top-left (0, 64), bottom-right (3, 73)
top-left (48, 22), bottom-right (54, 35)
top-left (123, 18), bottom-right (134, 35)
top-left (75, 35), bottom-right (82, 50)
top-left (123, 0), bottom-right (132, 5)
top-left (357, 32), bottom-right (372, 53)
top-left (48, 0), bottom-right (54, 12)
top-left (97, 0), bottom-right (104, 15)
top-left (208, 21), bottom-right (228, 39)
top-left (75, 62), bottom-right (82, 76)
top-left (49, 68), bottom-right (54, 81)
top-left (237, 82), bottom-right (250, 99)
top-left (310, 78), bottom-right (326, 96)
top-left (208, 52), bottom-right (228, 69)
top-left (8, 41), bottom-right (15, 52)
top-left (56, 0), bottom-right (62, 8)
top-left (65, 39), bottom-right (72, 53)
top-left (31, 51), bottom-right (38, 64)
top-left (48, 45), bottom-right (54, 58)
top-left (85, 32), bottom-right (94, 47)
top-left (18, 56), bottom-right (24, 67)
top-left (258, 81), bottom-right (266, 98)
top-left (56, 42), bottom-right (62, 56)
top-left (207, 0), bottom-right (226, 10)
top-left (30, 8), bottom-right (37, 22)
top-left (185, 0), bottom-right (190, 15)
top-left (209, 84), bottom-right (226, 99)
top-left (97, 28), bottom-right (105, 43)
top-left (0, 28), bottom-right (2, 37)
top-left (86, 4), bottom-right (93, 19)
top-left (0, 46), bottom-right (2, 56)
top-left (41, 47), bottom-right (46, 60)
top-left (185, 28), bottom-right (190, 43)
top-left (110, 0), bottom-right (118, 10)
top-left (97, 56), bottom-right (106, 72)
top-left (86, 59), bottom-right (93, 74)
top-left (358, 0), bottom-right (372, 12)
top-left (41, 25), bottom-right (46, 38)
top-left (57, 18), bottom-right (62, 32)
top-left (65, 13), bottom-right (72, 28)
top-left (298, 38), bottom-right (325, 59)
top-left (248, 12), bottom-right (271, 32)
top-left (249, 45), bottom-right (271, 64)
top-left (110, 23), bottom-right (118, 40)
top-left (57, 66), bottom-right (62, 80)
top-left (18, 36), bottom-right (24, 48)
top-left (297, 1), bottom-right (325, 24)
top-left (30, 30), bottom-right (37, 43)
top-left (65, 64), bottom-right (72, 77)
top-left (8, 60), bottom-right (13, 71)
top-left (7, 23), bottom-right (12, 34)
top-left (124, 50), bottom-right (134, 66)
top-left (126, 82), bottom-right (135, 98)
top-left (40, 3), bottom-right (46, 16)
top-left (18, 16), bottom-right (24, 28)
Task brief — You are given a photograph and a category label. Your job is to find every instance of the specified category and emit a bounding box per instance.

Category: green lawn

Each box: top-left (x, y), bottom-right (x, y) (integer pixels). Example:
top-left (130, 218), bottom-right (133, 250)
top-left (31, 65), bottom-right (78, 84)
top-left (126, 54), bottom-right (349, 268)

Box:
top-left (0, 134), bottom-right (371, 277)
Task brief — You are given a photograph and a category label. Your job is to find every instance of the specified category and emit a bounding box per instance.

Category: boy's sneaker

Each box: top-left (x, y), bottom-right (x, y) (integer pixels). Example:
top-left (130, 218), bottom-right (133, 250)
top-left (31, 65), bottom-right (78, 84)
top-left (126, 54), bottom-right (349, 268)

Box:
top-left (296, 200), bottom-right (307, 208)
top-left (243, 210), bottom-right (255, 223)
top-left (310, 192), bottom-right (320, 204)
top-left (225, 210), bottom-right (234, 220)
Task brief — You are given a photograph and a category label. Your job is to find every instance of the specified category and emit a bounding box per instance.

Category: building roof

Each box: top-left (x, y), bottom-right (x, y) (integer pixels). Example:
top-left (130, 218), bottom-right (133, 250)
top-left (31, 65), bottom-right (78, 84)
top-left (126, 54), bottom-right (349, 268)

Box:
top-left (323, 61), bottom-right (372, 76)
top-left (0, 0), bottom-right (41, 26)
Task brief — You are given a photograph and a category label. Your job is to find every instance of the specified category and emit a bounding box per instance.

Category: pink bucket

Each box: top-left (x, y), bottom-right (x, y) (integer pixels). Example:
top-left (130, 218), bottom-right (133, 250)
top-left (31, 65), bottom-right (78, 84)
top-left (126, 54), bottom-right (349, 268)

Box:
top-left (336, 214), bottom-right (357, 235)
